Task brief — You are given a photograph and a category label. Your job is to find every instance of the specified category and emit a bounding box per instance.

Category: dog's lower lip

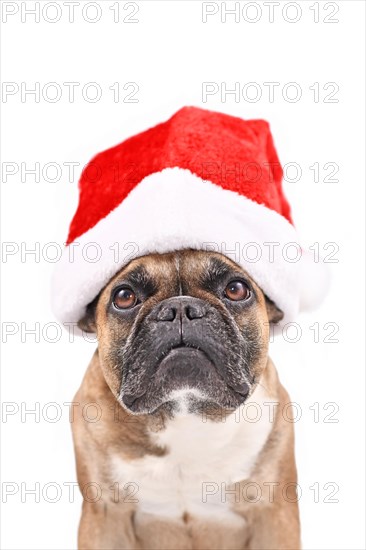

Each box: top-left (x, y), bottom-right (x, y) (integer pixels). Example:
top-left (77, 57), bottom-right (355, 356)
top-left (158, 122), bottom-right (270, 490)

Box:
top-left (155, 346), bottom-right (218, 383)
top-left (168, 343), bottom-right (211, 358)
top-left (163, 346), bottom-right (209, 359)
top-left (158, 345), bottom-right (215, 368)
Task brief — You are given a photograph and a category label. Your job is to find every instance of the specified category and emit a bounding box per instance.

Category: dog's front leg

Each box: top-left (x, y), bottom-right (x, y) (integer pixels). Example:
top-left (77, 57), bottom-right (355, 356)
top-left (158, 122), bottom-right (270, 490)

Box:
top-left (245, 499), bottom-right (301, 550)
top-left (78, 501), bottom-right (140, 550)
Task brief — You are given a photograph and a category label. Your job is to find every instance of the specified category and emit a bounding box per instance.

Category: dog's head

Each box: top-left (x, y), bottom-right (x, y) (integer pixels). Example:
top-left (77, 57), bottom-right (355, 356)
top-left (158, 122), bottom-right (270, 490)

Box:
top-left (79, 250), bottom-right (283, 416)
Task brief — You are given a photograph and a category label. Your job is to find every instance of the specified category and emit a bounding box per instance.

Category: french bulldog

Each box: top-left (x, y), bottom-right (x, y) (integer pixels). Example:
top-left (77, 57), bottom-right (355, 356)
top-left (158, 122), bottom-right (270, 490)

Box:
top-left (72, 249), bottom-right (300, 550)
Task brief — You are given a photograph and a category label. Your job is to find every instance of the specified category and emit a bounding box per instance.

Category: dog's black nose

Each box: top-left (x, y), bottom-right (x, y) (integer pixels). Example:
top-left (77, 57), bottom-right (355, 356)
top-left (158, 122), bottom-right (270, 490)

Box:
top-left (156, 297), bottom-right (207, 322)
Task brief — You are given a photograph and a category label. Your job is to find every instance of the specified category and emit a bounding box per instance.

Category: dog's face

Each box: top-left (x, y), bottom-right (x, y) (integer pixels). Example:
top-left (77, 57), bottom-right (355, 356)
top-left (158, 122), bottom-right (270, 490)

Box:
top-left (80, 250), bottom-right (283, 416)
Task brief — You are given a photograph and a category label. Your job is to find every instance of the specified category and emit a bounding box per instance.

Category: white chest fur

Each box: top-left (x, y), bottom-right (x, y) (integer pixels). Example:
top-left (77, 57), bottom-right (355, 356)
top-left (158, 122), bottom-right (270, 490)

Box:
top-left (111, 384), bottom-right (274, 524)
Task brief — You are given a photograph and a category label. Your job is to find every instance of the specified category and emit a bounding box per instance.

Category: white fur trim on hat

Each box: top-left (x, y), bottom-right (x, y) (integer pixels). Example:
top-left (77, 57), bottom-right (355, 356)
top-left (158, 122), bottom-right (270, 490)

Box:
top-left (51, 167), bottom-right (329, 334)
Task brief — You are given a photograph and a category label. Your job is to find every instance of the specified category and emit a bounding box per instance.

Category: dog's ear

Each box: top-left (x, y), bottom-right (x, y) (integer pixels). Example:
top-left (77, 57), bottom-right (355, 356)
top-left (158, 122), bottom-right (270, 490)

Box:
top-left (265, 296), bottom-right (284, 324)
top-left (77, 296), bottom-right (99, 333)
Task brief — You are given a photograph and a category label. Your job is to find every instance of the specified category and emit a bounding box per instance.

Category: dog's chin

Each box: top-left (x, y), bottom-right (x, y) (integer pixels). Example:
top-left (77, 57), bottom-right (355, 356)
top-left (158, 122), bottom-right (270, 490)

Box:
top-left (121, 347), bottom-right (250, 416)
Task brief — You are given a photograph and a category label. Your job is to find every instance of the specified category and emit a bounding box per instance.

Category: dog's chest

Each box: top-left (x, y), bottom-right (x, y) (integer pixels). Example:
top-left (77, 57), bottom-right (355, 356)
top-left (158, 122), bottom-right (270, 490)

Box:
top-left (111, 386), bottom-right (273, 526)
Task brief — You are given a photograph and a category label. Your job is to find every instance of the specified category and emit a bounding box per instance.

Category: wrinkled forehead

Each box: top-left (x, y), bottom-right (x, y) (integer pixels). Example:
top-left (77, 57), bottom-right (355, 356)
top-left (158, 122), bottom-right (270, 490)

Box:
top-left (106, 250), bottom-right (260, 293)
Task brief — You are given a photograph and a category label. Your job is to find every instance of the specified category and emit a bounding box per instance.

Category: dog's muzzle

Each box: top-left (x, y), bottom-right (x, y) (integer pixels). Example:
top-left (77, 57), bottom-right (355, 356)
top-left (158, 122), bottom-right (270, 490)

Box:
top-left (120, 295), bottom-right (251, 413)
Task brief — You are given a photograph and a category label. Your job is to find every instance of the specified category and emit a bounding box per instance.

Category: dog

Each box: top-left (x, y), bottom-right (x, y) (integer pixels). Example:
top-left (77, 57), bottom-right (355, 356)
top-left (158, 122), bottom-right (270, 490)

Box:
top-left (71, 248), bottom-right (301, 550)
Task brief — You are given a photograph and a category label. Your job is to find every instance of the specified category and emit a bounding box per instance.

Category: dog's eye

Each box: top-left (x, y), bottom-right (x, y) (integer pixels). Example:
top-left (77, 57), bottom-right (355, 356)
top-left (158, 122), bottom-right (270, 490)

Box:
top-left (113, 287), bottom-right (137, 309)
top-left (224, 280), bottom-right (250, 301)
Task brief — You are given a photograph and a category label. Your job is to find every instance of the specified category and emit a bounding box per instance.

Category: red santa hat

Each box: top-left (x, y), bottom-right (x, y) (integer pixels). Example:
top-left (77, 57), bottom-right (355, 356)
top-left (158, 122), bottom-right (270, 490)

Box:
top-left (52, 106), bottom-right (328, 332)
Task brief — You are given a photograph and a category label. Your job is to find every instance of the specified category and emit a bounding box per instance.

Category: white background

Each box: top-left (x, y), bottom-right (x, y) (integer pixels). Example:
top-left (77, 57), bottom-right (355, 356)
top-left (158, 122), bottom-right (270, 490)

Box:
top-left (1, 1), bottom-right (365, 549)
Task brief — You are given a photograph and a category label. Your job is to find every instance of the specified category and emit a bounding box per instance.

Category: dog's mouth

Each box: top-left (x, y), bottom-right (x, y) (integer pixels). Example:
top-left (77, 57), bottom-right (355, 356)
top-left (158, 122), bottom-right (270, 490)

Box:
top-left (121, 343), bottom-right (250, 414)
top-left (155, 344), bottom-right (216, 380)
top-left (157, 344), bottom-right (250, 397)
top-left (158, 342), bottom-right (214, 365)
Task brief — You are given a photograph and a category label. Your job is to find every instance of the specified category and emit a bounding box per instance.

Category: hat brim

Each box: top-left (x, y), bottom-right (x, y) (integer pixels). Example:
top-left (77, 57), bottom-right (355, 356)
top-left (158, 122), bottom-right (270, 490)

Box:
top-left (51, 167), bottom-right (329, 336)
